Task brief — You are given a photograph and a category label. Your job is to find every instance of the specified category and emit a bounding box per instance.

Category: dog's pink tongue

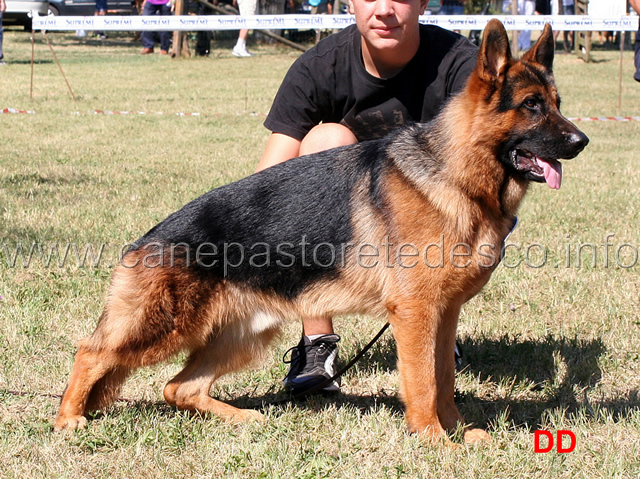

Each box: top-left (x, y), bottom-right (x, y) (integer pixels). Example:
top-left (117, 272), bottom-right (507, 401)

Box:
top-left (537, 158), bottom-right (563, 189)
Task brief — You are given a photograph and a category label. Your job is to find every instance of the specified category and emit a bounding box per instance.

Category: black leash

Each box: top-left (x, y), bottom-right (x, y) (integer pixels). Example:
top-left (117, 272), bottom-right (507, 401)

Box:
top-left (5, 323), bottom-right (392, 410)
top-left (264, 322), bottom-right (391, 408)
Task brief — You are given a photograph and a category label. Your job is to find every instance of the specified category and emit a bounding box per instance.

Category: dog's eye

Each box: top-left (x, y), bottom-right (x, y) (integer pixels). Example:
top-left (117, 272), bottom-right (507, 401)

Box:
top-left (524, 98), bottom-right (538, 110)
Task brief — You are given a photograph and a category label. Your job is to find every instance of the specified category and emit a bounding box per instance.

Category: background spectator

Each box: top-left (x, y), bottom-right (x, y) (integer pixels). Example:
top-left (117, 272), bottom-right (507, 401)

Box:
top-left (561, 0), bottom-right (574, 53)
top-left (310, 0), bottom-right (332, 43)
top-left (0, 0), bottom-right (5, 65)
top-left (518, 0), bottom-right (536, 51)
top-left (534, 0), bottom-right (550, 14)
top-left (141, 0), bottom-right (173, 55)
top-left (439, 0), bottom-right (464, 15)
top-left (95, 0), bottom-right (108, 39)
top-left (439, 0), bottom-right (465, 33)
top-left (632, 0), bottom-right (640, 82)
top-left (232, 0), bottom-right (257, 57)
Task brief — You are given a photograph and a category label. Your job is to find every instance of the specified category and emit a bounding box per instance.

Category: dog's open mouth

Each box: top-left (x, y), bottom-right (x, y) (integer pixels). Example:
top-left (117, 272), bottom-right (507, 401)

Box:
top-left (512, 149), bottom-right (563, 189)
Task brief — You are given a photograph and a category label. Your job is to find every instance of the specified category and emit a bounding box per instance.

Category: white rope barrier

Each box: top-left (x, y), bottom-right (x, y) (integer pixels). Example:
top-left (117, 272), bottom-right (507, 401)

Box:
top-left (33, 14), bottom-right (640, 32)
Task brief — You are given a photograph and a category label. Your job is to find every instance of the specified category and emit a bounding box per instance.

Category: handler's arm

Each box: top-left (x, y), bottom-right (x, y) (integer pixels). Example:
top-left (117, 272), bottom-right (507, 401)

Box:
top-left (256, 133), bottom-right (302, 172)
top-left (631, 0), bottom-right (640, 15)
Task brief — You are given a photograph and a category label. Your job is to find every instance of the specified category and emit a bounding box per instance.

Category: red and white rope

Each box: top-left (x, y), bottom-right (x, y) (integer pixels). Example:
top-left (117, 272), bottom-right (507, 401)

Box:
top-left (568, 116), bottom-right (640, 122)
top-left (5, 108), bottom-right (640, 122)
top-left (1, 108), bottom-right (36, 114)
top-left (79, 109), bottom-right (201, 116)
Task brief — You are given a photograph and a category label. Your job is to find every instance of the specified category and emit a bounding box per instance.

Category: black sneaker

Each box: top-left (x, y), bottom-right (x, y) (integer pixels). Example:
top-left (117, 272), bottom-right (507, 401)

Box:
top-left (283, 334), bottom-right (340, 394)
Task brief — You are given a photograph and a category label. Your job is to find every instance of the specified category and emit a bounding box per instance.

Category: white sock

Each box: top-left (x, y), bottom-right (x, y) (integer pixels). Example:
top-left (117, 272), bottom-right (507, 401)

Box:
top-left (306, 334), bottom-right (329, 341)
top-left (235, 38), bottom-right (246, 50)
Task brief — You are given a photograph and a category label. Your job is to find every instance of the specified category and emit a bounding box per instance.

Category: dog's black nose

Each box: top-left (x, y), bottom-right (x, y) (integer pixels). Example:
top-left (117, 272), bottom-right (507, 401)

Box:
top-left (568, 130), bottom-right (589, 153)
top-left (562, 127), bottom-right (589, 159)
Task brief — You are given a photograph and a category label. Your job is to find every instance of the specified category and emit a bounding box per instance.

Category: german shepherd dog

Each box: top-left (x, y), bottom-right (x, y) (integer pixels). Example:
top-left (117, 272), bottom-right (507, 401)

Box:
top-left (54, 20), bottom-right (588, 444)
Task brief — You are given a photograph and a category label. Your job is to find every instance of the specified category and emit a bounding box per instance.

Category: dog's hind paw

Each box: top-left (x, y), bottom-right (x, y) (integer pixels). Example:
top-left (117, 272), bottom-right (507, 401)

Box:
top-left (463, 428), bottom-right (491, 445)
top-left (53, 415), bottom-right (87, 432)
top-left (227, 408), bottom-right (266, 424)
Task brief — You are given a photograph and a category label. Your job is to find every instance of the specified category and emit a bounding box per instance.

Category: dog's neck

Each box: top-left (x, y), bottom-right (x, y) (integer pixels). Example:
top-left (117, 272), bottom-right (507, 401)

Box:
top-left (436, 95), bottom-right (529, 219)
top-left (387, 99), bottom-right (528, 242)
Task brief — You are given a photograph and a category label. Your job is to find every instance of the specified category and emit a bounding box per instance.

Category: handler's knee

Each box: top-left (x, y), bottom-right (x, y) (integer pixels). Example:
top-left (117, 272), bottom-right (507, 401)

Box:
top-left (299, 123), bottom-right (358, 156)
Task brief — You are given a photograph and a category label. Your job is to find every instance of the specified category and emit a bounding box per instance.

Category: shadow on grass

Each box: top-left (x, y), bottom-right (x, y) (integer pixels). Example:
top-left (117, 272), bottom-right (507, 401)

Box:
top-left (5, 59), bottom-right (54, 65)
top-left (232, 333), bottom-right (628, 432)
top-left (460, 334), bottom-right (604, 390)
top-left (82, 333), bottom-right (635, 433)
top-left (455, 334), bottom-right (613, 429)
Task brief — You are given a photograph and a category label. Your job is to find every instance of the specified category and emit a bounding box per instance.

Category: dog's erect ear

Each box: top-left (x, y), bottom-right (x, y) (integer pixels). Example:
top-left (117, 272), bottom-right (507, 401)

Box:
top-left (477, 19), bottom-right (512, 83)
top-left (521, 23), bottom-right (555, 71)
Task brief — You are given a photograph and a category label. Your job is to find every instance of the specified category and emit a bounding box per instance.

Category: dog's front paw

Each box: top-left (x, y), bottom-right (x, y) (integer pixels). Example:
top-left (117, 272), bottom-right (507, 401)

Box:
top-left (53, 415), bottom-right (87, 432)
top-left (463, 427), bottom-right (491, 444)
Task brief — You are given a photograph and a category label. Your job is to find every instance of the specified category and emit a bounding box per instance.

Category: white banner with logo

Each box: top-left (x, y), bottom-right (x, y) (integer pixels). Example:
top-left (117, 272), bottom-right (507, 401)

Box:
top-left (32, 15), bottom-right (640, 32)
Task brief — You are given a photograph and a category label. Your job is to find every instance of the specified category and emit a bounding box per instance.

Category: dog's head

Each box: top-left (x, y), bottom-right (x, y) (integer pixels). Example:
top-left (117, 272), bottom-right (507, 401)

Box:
top-left (474, 19), bottom-right (589, 189)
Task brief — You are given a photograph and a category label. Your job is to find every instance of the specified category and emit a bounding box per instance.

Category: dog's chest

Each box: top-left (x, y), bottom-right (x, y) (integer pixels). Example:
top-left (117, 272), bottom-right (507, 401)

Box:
top-left (467, 216), bottom-right (518, 275)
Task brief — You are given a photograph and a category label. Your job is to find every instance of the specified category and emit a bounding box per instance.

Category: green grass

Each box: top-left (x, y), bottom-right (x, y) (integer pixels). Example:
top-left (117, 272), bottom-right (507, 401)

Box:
top-left (1, 28), bottom-right (640, 478)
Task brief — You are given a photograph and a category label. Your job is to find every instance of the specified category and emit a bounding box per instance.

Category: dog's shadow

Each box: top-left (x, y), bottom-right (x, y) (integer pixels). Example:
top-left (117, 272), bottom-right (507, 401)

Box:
top-left (108, 334), bottom-right (632, 432)
top-left (229, 333), bottom-right (633, 431)
top-left (454, 334), bottom-right (613, 429)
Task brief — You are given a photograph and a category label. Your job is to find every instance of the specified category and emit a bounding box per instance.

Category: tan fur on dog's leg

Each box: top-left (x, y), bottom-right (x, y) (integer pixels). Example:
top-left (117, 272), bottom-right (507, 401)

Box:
top-left (164, 351), bottom-right (265, 424)
top-left (164, 325), bottom-right (279, 423)
top-left (436, 304), bottom-right (490, 445)
top-left (391, 300), bottom-right (487, 444)
top-left (434, 303), bottom-right (463, 430)
top-left (390, 303), bottom-right (448, 441)
top-left (54, 347), bottom-right (115, 432)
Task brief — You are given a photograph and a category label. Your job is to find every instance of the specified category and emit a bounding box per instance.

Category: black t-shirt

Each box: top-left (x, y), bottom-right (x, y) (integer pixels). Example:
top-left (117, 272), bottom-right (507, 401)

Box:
top-left (264, 23), bottom-right (478, 142)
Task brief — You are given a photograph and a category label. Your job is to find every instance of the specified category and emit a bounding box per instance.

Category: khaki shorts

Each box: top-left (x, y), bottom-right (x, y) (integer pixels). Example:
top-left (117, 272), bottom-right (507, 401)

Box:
top-left (237, 0), bottom-right (257, 15)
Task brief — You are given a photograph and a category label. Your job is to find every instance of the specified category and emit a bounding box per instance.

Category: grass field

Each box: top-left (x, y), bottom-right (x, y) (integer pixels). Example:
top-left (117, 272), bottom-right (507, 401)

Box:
top-left (1, 28), bottom-right (640, 478)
